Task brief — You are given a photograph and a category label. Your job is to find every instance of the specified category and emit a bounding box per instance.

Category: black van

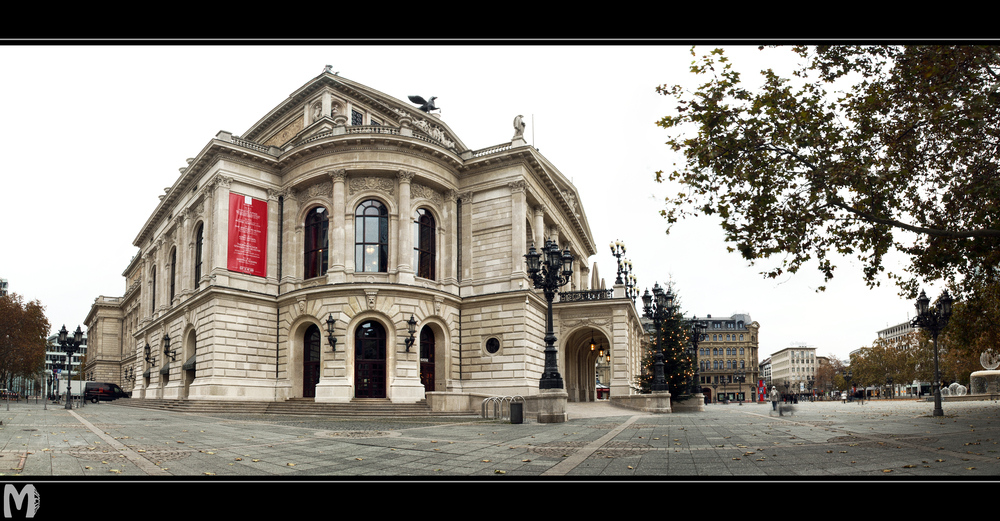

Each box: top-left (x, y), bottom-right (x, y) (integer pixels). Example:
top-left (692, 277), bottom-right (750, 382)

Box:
top-left (85, 382), bottom-right (130, 403)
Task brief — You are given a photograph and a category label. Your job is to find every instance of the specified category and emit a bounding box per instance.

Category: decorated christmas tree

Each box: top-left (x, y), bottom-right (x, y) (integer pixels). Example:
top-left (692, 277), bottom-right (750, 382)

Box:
top-left (635, 283), bottom-right (695, 399)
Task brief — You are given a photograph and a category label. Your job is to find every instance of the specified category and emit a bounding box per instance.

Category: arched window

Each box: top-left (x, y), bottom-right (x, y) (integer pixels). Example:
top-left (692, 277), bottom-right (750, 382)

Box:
top-left (194, 223), bottom-right (204, 288)
top-left (413, 208), bottom-right (436, 280)
top-left (169, 248), bottom-right (177, 303)
top-left (304, 206), bottom-right (329, 279)
top-left (355, 200), bottom-right (388, 273)
top-left (150, 267), bottom-right (157, 313)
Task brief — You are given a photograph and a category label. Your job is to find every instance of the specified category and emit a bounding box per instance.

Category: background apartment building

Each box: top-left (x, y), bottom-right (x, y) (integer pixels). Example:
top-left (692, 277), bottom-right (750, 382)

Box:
top-left (769, 345), bottom-right (817, 396)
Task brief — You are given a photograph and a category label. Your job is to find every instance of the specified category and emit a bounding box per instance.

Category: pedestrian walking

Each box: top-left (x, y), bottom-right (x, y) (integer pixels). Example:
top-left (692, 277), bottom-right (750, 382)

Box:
top-left (769, 386), bottom-right (779, 412)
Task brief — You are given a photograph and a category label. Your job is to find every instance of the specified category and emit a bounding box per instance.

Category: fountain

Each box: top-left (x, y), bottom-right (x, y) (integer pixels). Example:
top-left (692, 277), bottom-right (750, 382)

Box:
top-left (970, 349), bottom-right (1000, 396)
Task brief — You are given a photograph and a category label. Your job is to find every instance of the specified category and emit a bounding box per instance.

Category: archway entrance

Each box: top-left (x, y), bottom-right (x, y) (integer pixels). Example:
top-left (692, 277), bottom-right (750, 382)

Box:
top-left (419, 326), bottom-right (435, 392)
top-left (565, 327), bottom-right (611, 403)
top-left (355, 321), bottom-right (386, 398)
top-left (303, 325), bottom-right (321, 398)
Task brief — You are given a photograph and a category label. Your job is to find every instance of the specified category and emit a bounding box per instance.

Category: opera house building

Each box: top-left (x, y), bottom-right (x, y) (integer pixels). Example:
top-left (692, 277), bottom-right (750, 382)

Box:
top-left (84, 67), bottom-right (646, 419)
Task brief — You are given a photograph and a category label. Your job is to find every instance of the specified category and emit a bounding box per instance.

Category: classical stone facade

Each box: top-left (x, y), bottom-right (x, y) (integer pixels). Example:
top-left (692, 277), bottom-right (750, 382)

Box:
top-left (695, 314), bottom-right (761, 402)
top-left (84, 69), bottom-right (644, 411)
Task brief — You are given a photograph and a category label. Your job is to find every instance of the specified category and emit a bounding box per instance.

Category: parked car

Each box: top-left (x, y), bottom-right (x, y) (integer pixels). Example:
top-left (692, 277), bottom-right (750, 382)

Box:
top-left (84, 382), bottom-right (130, 403)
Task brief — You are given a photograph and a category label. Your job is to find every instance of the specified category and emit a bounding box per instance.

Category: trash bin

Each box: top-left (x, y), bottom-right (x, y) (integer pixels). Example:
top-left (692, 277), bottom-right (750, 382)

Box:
top-left (510, 401), bottom-right (523, 424)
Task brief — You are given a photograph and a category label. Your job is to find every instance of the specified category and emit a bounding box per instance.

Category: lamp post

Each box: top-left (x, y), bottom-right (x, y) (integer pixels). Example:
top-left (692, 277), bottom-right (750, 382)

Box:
top-left (57, 325), bottom-right (84, 410)
top-left (911, 289), bottom-right (953, 417)
top-left (689, 317), bottom-right (706, 396)
top-left (525, 240), bottom-right (574, 390)
top-left (733, 368), bottom-right (746, 404)
top-left (641, 283), bottom-right (675, 392)
top-left (609, 240), bottom-right (626, 285)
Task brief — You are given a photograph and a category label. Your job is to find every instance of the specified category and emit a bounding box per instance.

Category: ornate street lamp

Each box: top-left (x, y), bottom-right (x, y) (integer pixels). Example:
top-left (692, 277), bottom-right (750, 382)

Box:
top-left (525, 240), bottom-right (574, 389)
top-left (733, 368), bottom-right (746, 403)
top-left (163, 333), bottom-right (177, 362)
top-left (326, 313), bottom-right (338, 352)
top-left (688, 316), bottom-right (706, 395)
top-left (404, 314), bottom-right (418, 352)
top-left (144, 343), bottom-right (157, 366)
top-left (609, 240), bottom-right (626, 285)
top-left (642, 283), bottom-right (675, 392)
top-left (911, 289), bottom-right (953, 417)
top-left (57, 325), bottom-right (84, 410)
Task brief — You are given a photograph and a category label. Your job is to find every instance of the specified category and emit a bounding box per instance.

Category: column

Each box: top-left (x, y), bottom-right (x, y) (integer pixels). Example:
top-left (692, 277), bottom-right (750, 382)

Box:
top-left (509, 180), bottom-right (527, 278)
top-left (396, 171), bottom-right (415, 284)
top-left (281, 187), bottom-right (300, 287)
top-left (329, 170), bottom-right (347, 282)
top-left (211, 175), bottom-right (233, 285)
top-left (442, 190), bottom-right (458, 287)
top-left (533, 206), bottom-right (545, 249)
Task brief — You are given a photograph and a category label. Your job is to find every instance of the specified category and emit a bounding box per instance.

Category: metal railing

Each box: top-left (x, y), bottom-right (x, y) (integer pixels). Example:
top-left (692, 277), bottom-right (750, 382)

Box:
top-left (560, 289), bottom-right (614, 302)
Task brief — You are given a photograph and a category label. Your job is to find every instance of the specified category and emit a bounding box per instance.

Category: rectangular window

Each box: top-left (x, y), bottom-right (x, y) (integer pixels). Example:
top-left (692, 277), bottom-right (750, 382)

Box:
top-left (352, 109), bottom-right (364, 126)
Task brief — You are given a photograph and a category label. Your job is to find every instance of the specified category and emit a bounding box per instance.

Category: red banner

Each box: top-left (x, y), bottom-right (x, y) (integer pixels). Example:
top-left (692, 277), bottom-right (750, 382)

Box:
top-left (227, 193), bottom-right (267, 277)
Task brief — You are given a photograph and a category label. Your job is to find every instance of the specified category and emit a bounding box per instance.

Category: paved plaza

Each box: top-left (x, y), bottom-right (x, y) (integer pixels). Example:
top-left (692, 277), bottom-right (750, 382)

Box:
top-left (1, 397), bottom-right (1000, 482)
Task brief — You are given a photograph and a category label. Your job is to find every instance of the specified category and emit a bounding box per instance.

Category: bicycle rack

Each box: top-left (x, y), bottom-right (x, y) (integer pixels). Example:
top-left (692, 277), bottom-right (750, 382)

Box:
top-left (481, 395), bottom-right (525, 421)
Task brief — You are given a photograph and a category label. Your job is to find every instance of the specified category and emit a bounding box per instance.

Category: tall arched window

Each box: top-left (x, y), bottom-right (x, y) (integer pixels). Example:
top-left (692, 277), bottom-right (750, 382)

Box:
top-left (304, 206), bottom-right (329, 279)
top-left (413, 208), bottom-right (436, 280)
top-left (150, 267), bottom-right (157, 314)
top-left (194, 223), bottom-right (204, 288)
top-left (355, 200), bottom-right (388, 273)
top-left (169, 248), bottom-right (177, 302)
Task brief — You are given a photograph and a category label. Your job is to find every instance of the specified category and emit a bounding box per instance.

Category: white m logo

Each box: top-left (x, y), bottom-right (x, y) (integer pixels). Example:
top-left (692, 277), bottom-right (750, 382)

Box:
top-left (3, 484), bottom-right (39, 518)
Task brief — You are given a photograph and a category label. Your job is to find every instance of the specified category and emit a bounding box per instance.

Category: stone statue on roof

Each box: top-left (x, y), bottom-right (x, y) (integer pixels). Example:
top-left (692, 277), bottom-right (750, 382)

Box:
top-left (513, 115), bottom-right (525, 139)
top-left (408, 95), bottom-right (438, 113)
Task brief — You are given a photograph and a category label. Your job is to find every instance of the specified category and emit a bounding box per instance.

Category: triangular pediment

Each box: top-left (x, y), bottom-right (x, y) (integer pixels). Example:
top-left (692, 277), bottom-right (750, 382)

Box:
top-left (241, 69), bottom-right (467, 152)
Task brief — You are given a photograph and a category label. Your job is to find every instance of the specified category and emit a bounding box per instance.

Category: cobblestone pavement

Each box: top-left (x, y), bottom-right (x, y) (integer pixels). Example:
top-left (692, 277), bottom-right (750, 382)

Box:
top-left (1, 398), bottom-right (999, 482)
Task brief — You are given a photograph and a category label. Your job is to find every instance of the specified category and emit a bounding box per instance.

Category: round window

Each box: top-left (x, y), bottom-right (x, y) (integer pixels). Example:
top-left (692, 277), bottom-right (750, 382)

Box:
top-left (485, 337), bottom-right (500, 354)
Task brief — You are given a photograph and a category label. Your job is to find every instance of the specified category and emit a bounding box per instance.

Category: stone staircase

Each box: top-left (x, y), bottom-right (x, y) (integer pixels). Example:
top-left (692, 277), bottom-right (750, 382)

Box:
top-left (110, 397), bottom-right (477, 417)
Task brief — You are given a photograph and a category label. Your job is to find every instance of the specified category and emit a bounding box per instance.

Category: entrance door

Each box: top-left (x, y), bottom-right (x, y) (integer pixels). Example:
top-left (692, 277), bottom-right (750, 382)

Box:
top-left (419, 326), bottom-right (435, 392)
top-left (355, 321), bottom-right (386, 398)
top-left (303, 325), bottom-right (321, 398)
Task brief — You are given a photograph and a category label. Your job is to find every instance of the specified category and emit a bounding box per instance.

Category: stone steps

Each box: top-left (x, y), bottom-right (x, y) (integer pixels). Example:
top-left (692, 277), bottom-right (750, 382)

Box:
top-left (111, 397), bottom-right (476, 417)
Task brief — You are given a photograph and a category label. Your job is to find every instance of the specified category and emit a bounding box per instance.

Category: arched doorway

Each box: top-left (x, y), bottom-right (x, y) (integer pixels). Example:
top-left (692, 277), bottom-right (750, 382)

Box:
top-left (303, 324), bottom-right (321, 398)
top-left (419, 326), bottom-right (435, 392)
top-left (565, 327), bottom-right (611, 403)
top-left (355, 321), bottom-right (386, 398)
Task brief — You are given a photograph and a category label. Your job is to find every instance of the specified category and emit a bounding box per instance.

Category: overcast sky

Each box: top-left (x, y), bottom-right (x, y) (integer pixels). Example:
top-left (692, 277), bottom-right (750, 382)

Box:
top-left (0, 43), bottom-right (935, 361)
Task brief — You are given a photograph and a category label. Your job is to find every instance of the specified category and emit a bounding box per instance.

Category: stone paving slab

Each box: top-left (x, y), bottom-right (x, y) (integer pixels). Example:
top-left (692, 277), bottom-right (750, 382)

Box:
top-left (0, 397), bottom-right (995, 512)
